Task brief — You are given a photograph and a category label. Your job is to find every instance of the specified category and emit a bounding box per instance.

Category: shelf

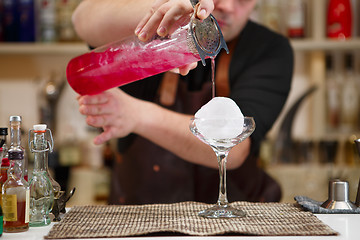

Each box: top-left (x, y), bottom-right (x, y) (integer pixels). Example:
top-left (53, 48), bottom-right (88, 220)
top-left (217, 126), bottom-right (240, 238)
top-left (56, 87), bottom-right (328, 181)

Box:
top-left (291, 38), bottom-right (360, 51)
top-left (0, 42), bottom-right (89, 55)
top-left (1, 38), bottom-right (360, 56)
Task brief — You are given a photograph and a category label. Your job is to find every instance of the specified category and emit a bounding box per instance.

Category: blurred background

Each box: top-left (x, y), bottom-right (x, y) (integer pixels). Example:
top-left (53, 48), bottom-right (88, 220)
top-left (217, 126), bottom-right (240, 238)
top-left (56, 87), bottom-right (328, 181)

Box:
top-left (0, 0), bottom-right (359, 205)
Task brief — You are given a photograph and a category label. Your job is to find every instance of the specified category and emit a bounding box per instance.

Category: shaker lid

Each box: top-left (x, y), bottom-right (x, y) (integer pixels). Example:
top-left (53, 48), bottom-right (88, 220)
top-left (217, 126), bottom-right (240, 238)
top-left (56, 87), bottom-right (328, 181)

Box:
top-left (9, 116), bottom-right (22, 122)
top-left (33, 124), bottom-right (47, 131)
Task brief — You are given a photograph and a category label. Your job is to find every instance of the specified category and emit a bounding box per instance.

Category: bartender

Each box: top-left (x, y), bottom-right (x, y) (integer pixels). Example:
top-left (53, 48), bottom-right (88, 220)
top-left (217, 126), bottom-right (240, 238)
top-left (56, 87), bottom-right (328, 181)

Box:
top-left (73, 0), bottom-right (293, 204)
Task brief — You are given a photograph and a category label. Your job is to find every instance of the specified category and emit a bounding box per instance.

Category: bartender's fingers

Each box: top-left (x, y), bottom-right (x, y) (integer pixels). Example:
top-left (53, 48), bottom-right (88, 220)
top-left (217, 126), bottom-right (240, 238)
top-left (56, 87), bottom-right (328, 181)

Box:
top-left (78, 98), bottom-right (110, 116)
top-left (135, 0), bottom-right (169, 40)
top-left (178, 62), bottom-right (198, 75)
top-left (154, 2), bottom-right (193, 37)
top-left (93, 126), bottom-right (113, 145)
top-left (78, 92), bottom-right (108, 105)
top-left (170, 62), bottom-right (198, 75)
top-left (85, 115), bottom-right (106, 127)
top-left (79, 103), bottom-right (107, 116)
top-left (196, 0), bottom-right (214, 19)
top-left (136, 0), bottom-right (214, 41)
top-left (136, 0), bottom-right (191, 41)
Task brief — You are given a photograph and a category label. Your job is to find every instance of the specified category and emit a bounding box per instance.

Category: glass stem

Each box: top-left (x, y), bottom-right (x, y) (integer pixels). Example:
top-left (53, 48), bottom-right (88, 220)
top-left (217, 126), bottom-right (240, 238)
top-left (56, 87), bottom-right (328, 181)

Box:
top-left (216, 151), bottom-right (229, 207)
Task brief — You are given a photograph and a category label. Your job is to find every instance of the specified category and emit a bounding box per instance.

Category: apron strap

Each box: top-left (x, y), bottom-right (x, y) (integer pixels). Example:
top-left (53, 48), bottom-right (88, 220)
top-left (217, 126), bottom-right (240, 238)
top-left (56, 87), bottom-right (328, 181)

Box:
top-left (215, 38), bottom-right (238, 97)
top-left (159, 72), bottom-right (179, 106)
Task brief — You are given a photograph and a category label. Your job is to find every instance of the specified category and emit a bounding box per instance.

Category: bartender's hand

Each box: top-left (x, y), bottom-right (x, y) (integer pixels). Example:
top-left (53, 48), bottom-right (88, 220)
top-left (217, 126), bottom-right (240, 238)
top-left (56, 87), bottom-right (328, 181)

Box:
top-left (77, 88), bottom-right (143, 145)
top-left (135, 0), bottom-right (211, 75)
top-left (171, 62), bottom-right (198, 75)
top-left (135, 0), bottom-right (214, 41)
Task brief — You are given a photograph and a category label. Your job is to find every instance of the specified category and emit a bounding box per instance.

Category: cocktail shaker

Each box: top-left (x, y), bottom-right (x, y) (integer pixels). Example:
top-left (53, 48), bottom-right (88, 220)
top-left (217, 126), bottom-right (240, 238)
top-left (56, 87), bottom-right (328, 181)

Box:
top-left (66, 7), bottom-right (228, 96)
top-left (321, 179), bottom-right (357, 210)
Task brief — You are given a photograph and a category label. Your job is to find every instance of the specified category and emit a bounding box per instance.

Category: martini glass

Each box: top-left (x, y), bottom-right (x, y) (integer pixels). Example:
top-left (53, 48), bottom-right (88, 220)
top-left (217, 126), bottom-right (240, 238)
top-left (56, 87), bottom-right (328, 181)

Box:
top-left (190, 116), bottom-right (255, 218)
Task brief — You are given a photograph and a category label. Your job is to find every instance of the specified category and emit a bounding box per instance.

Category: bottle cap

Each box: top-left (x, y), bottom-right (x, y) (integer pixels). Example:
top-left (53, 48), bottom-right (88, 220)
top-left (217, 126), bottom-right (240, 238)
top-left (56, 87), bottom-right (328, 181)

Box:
top-left (33, 124), bottom-right (47, 131)
top-left (9, 116), bottom-right (22, 122)
top-left (0, 128), bottom-right (7, 135)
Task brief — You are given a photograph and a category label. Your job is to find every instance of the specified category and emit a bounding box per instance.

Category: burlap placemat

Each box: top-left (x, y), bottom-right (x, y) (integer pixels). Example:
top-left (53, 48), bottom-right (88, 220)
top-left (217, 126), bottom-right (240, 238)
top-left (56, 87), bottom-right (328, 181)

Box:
top-left (45, 201), bottom-right (338, 239)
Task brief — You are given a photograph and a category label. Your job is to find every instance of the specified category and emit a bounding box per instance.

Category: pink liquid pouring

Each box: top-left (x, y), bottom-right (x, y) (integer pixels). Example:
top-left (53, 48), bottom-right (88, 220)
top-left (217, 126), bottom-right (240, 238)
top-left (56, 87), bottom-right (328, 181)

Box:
top-left (67, 26), bottom-right (201, 95)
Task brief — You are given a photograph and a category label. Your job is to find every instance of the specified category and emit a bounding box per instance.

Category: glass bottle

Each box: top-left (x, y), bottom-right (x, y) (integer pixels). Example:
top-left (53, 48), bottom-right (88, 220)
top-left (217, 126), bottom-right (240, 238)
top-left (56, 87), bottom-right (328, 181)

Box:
top-left (261, 0), bottom-right (282, 33)
top-left (341, 54), bottom-right (359, 132)
top-left (66, 27), bottom-right (200, 95)
top-left (28, 124), bottom-right (54, 227)
top-left (2, 116), bottom-right (29, 233)
top-left (327, 0), bottom-right (353, 39)
top-left (0, 151), bottom-right (10, 208)
top-left (18, 0), bottom-right (36, 42)
top-left (66, 12), bottom-right (228, 95)
top-left (325, 54), bottom-right (341, 131)
top-left (57, 0), bottom-right (78, 42)
top-left (36, 0), bottom-right (57, 42)
top-left (0, 128), bottom-right (9, 206)
top-left (286, 0), bottom-right (305, 38)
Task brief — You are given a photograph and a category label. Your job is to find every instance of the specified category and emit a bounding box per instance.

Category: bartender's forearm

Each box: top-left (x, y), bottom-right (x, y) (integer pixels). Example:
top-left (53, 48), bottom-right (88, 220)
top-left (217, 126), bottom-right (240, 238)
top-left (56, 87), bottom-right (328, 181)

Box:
top-left (134, 101), bottom-right (250, 170)
top-left (72, 0), bottom-right (152, 47)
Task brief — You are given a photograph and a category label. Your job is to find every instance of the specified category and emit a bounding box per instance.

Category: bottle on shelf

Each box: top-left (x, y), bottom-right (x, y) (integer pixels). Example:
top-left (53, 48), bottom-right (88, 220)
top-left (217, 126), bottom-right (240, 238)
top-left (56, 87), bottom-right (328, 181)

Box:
top-left (285, 0), bottom-right (305, 38)
top-left (18, 0), bottom-right (36, 42)
top-left (2, 0), bottom-right (19, 41)
top-left (261, 0), bottom-right (282, 34)
top-left (325, 54), bottom-right (341, 131)
top-left (2, 116), bottom-right (29, 233)
top-left (340, 54), bottom-right (359, 132)
top-left (327, 0), bottom-right (353, 39)
top-left (57, 0), bottom-right (78, 42)
top-left (36, 0), bottom-right (57, 42)
top-left (351, 0), bottom-right (358, 37)
top-left (28, 124), bottom-right (54, 227)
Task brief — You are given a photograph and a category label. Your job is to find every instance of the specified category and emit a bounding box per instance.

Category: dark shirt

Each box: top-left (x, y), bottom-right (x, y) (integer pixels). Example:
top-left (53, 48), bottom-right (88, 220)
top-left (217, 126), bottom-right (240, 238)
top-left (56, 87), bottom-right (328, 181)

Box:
top-left (110, 20), bottom-right (294, 205)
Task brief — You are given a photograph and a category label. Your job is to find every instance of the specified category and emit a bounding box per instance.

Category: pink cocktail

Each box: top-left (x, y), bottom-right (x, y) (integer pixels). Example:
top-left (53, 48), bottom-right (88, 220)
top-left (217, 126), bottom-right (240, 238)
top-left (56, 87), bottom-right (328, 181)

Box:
top-left (66, 26), bottom-right (201, 95)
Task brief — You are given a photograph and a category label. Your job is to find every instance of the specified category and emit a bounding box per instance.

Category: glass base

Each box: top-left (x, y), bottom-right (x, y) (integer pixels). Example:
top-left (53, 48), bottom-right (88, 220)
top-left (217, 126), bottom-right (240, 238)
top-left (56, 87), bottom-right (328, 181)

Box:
top-left (29, 216), bottom-right (51, 227)
top-left (198, 204), bottom-right (246, 218)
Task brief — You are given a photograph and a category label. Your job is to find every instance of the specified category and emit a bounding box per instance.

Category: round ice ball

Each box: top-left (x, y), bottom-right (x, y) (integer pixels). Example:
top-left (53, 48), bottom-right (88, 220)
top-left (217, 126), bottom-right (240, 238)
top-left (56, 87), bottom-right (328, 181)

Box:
top-left (194, 97), bottom-right (244, 139)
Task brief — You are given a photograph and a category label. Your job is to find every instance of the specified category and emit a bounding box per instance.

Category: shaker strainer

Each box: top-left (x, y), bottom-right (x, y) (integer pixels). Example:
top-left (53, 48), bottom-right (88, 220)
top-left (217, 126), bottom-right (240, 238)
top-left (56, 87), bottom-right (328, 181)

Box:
top-left (189, 0), bottom-right (229, 66)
